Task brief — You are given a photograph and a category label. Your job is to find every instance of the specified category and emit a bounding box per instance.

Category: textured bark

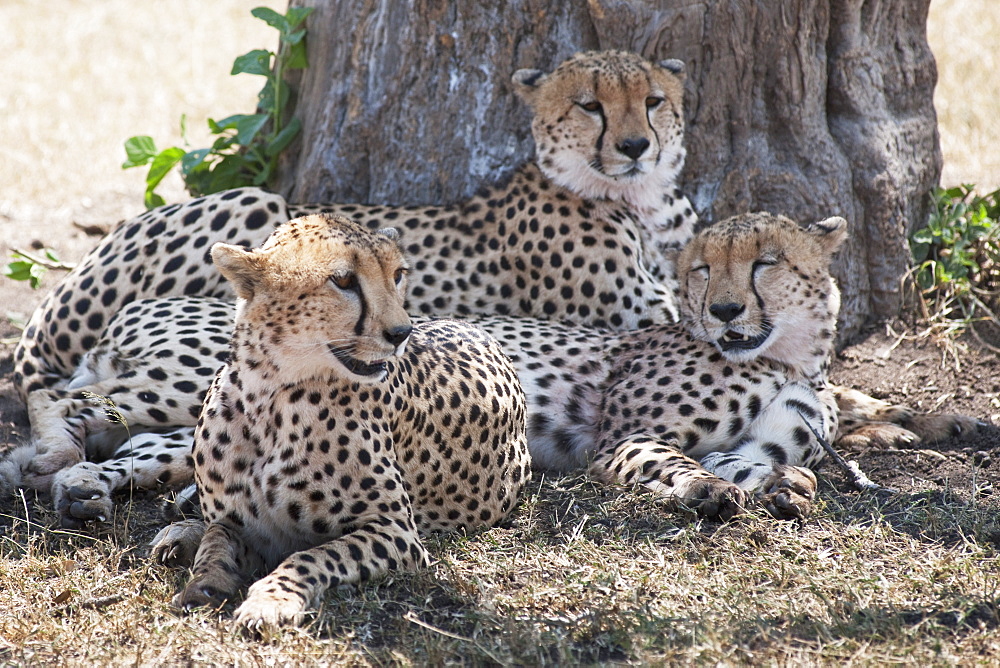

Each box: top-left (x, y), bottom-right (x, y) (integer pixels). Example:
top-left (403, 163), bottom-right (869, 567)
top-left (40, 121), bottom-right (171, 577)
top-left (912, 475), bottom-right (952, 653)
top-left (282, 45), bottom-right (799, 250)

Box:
top-left (278, 0), bottom-right (940, 340)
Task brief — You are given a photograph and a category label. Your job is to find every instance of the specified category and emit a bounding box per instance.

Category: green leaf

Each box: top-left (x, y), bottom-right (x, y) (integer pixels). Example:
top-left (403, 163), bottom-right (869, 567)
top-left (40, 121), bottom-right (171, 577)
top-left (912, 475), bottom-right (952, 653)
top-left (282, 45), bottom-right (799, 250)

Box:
top-left (284, 28), bottom-right (306, 45)
top-left (212, 135), bottom-right (238, 152)
top-left (942, 185), bottom-right (967, 200)
top-left (145, 191), bottom-right (166, 210)
top-left (146, 147), bottom-right (185, 191)
top-left (287, 39), bottom-right (309, 69)
top-left (266, 117), bottom-right (301, 157)
top-left (252, 162), bottom-right (272, 186)
top-left (208, 154), bottom-right (252, 193)
top-left (209, 115), bottom-right (248, 132)
top-left (258, 80), bottom-right (291, 116)
top-left (285, 6), bottom-right (315, 28)
top-left (3, 260), bottom-right (32, 281)
top-left (28, 263), bottom-right (47, 289)
top-left (181, 148), bottom-right (213, 175)
top-left (232, 49), bottom-right (273, 76)
top-left (251, 6), bottom-right (290, 34)
top-left (235, 114), bottom-right (270, 146)
top-left (122, 136), bottom-right (158, 169)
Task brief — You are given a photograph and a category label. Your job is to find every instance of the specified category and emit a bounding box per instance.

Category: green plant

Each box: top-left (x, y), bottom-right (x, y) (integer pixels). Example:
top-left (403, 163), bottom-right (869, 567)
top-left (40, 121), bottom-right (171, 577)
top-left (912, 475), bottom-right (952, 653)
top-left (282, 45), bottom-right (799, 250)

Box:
top-left (910, 184), bottom-right (1000, 330)
top-left (2, 248), bottom-right (75, 289)
top-left (122, 6), bottom-right (314, 209)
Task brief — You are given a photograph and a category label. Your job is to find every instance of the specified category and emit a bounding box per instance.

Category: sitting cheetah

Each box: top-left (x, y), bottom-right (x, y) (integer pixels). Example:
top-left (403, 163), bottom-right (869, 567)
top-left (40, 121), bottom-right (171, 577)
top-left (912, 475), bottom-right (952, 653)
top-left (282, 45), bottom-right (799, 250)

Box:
top-left (160, 213), bottom-right (529, 629)
top-left (21, 212), bottom-right (979, 533)
top-left (13, 50), bottom-right (694, 404)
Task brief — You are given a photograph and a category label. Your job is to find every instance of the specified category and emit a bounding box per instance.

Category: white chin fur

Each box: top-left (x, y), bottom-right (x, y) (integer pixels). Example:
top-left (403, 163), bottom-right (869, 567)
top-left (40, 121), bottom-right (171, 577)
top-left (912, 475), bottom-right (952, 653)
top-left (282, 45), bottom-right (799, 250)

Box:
top-left (544, 147), bottom-right (685, 223)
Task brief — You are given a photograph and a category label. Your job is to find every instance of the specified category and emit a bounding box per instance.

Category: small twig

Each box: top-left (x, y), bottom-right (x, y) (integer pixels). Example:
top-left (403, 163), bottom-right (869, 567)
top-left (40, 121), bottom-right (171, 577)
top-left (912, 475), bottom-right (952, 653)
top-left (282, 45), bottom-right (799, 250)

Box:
top-left (797, 412), bottom-right (898, 494)
top-left (53, 593), bottom-right (126, 615)
top-left (10, 247), bottom-right (77, 271)
top-left (76, 594), bottom-right (126, 610)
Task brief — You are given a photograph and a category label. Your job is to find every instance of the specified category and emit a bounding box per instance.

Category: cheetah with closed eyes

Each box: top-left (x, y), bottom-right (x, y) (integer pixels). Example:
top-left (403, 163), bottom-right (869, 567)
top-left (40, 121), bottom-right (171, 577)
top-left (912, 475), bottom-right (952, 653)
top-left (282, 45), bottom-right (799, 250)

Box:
top-left (163, 213), bottom-right (530, 630)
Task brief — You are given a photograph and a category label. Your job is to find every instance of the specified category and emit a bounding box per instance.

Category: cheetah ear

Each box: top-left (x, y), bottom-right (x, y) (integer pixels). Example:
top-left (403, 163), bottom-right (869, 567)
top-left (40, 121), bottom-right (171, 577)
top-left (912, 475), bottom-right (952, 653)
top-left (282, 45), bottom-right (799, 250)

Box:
top-left (377, 227), bottom-right (401, 244)
top-left (658, 58), bottom-right (686, 81)
top-left (805, 216), bottom-right (848, 255)
top-left (512, 68), bottom-right (547, 104)
top-left (212, 242), bottom-right (260, 300)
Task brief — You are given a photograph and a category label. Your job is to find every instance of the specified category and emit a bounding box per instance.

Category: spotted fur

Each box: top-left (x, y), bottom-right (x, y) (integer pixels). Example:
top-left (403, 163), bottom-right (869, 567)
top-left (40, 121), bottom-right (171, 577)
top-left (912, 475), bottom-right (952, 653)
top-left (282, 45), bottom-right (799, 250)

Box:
top-left (12, 50), bottom-right (694, 402)
top-left (22, 212), bottom-right (980, 536)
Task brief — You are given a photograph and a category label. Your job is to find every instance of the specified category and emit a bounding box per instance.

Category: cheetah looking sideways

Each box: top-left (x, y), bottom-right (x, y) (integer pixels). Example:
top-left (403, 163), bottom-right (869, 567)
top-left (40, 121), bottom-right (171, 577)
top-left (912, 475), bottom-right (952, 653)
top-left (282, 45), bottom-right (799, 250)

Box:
top-left (167, 214), bottom-right (530, 629)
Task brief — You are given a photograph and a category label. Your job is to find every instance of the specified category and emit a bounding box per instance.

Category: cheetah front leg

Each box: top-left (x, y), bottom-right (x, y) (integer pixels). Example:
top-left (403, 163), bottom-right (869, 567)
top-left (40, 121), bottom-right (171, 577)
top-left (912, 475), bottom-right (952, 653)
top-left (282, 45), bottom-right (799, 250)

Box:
top-left (832, 385), bottom-right (982, 448)
top-left (184, 517), bottom-right (430, 632)
top-left (699, 381), bottom-right (834, 520)
top-left (590, 434), bottom-right (751, 520)
top-left (174, 522), bottom-right (262, 612)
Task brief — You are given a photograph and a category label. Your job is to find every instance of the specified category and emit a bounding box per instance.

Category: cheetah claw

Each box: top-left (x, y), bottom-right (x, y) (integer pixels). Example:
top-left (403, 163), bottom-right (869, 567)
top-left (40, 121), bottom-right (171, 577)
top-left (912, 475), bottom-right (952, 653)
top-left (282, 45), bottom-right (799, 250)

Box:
top-left (150, 519), bottom-right (206, 568)
top-left (51, 463), bottom-right (114, 529)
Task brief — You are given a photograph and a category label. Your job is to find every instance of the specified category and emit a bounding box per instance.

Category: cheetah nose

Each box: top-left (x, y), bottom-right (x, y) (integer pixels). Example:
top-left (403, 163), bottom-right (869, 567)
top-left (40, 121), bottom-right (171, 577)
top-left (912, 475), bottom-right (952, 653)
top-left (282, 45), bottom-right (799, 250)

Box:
top-left (384, 324), bottom-right (413, 347)
top-left (616, 137), bottom-right (650, 161)
top-left (708, 302), bottom-right (745, 323)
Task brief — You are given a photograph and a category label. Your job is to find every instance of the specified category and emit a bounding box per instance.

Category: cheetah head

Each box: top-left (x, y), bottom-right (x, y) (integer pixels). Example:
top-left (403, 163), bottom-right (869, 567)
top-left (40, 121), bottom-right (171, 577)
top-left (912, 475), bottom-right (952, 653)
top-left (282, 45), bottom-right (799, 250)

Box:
top-left (677, 212), bottom-right (848, 376)
top-left (211, 214), bottom-right (411, 384)
top-left (512, 50), bottom-right (686, 206)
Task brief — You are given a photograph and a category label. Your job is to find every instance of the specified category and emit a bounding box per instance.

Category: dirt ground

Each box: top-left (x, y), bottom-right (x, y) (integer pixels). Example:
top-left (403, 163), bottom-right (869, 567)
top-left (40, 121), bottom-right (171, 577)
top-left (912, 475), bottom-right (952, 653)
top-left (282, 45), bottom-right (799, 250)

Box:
top-left (1, 2), bottom-right (999, 529)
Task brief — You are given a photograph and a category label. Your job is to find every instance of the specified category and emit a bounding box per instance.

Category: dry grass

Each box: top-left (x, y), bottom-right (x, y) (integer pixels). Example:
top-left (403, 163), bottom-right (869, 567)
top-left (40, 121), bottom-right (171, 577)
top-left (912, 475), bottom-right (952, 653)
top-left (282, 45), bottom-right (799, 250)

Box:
top-left (1, 1), bottom-right (999, 664)
top-left (1, 474), bottom-right (998, 665)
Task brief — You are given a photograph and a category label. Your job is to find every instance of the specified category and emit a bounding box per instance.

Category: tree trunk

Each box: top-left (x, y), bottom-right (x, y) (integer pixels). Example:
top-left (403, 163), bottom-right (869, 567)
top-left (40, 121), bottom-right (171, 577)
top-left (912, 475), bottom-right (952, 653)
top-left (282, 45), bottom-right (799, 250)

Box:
top-left (277, 0), bottom-right (940, 341)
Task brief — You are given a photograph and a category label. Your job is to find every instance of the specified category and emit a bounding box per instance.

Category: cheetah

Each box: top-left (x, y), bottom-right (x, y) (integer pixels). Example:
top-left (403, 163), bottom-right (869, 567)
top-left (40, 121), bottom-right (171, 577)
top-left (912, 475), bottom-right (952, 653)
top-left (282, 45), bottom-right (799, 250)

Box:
top-left (22, 212), bottom-right (980, 533)
top-left (13, 49), bottom-right (694, 404)
top-left (3, 49), bottom-right (978, 514)
top-left (154, 213), bottom-right (529, 630)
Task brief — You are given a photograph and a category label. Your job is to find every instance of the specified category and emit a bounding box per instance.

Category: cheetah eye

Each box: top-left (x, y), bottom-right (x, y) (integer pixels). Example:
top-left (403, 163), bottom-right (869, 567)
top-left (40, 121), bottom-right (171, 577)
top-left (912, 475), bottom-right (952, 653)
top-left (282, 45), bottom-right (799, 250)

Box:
top-left (752, 259), bottom-right (777, 274)
top-left (331, 273), bottom-right (358, 291)
top-left (691, 265), bottom-right (709, 277)
top-left (645, 96), bottom-right (664, 109)
top-left (393, 267), bottom-right (408, 285)
top-left (577, 100), bottom-right (602, 113)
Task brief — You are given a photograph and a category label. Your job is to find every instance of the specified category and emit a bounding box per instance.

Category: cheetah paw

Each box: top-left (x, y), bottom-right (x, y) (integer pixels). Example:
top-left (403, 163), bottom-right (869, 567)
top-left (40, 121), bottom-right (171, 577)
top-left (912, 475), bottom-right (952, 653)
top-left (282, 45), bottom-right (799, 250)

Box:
top-left (234, 585), bottom-right (307, 631)
top-left (836, 423), bottom-right (920, 450)
top-left (151, 519), bottom-right (206, 568)
top-left (173, 577), bottom-right (238, 612)
top-left (51, 463), bottom-right (113, 529)
top-left (680, 478), bottom-right (751, 521)
top-left (904, 413), bottom-right (983, 443)
top-left (758, 465), bottom-right (817, 520)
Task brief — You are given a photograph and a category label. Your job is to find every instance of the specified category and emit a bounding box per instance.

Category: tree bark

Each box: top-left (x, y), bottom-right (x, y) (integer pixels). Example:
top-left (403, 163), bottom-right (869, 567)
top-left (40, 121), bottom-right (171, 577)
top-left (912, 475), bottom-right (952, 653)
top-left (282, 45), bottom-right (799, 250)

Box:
top-left (278, 0), bottom-right (940, 341)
